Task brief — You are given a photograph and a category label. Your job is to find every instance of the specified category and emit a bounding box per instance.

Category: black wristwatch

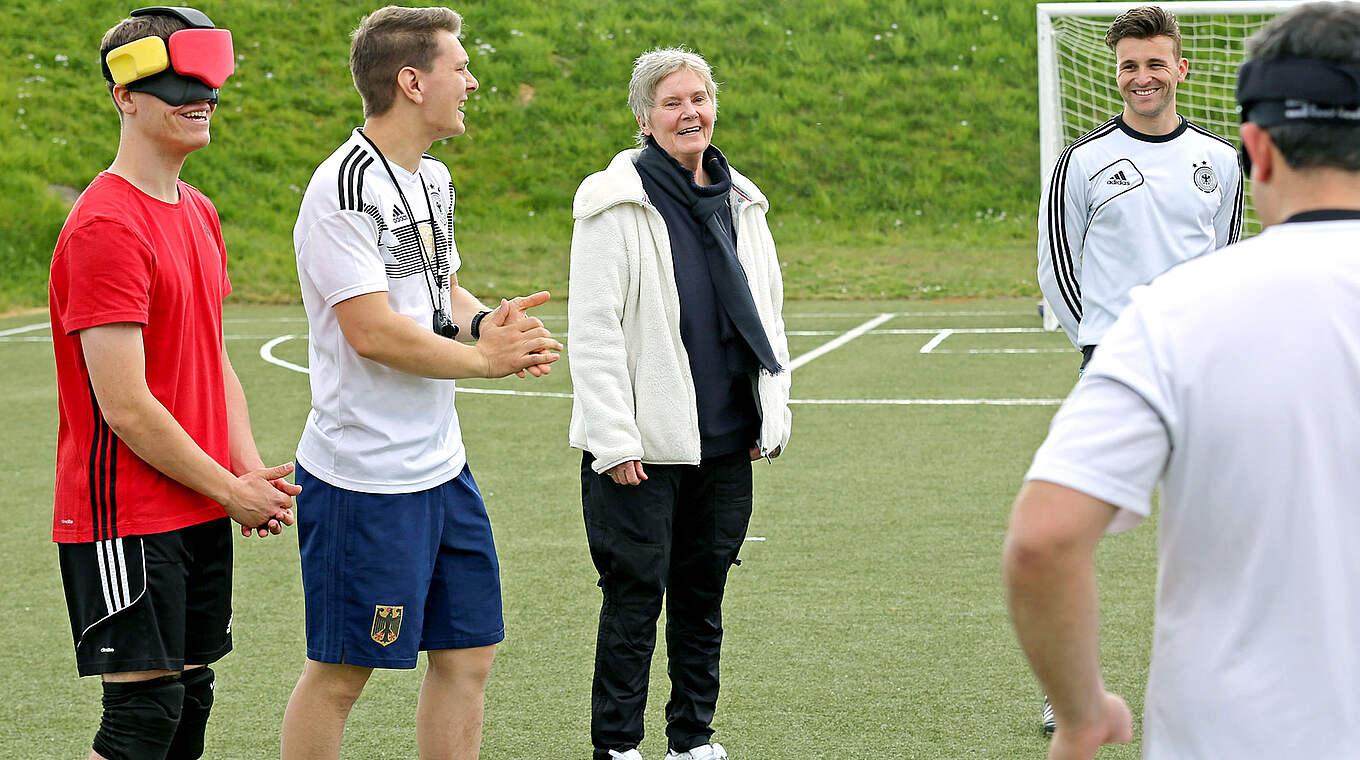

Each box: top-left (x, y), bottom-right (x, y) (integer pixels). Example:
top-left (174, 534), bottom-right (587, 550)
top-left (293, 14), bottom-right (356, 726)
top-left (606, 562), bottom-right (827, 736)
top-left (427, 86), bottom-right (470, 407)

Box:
top-left (470, 309), bottom-right (493, 340)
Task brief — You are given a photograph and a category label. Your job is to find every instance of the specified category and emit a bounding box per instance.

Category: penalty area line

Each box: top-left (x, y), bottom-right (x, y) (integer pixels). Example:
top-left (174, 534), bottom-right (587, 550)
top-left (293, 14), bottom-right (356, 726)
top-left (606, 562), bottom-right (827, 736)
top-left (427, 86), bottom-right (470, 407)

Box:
top-left (787, 313), bottom-right (895, 371)
top-left (919, 329), bottom-right (954, 354)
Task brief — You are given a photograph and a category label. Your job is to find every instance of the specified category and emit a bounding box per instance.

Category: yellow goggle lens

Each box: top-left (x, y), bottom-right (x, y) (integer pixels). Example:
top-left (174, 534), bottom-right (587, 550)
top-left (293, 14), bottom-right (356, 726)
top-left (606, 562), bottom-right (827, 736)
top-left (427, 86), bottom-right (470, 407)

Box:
top-left (105, 36), bottom-right (170, 86)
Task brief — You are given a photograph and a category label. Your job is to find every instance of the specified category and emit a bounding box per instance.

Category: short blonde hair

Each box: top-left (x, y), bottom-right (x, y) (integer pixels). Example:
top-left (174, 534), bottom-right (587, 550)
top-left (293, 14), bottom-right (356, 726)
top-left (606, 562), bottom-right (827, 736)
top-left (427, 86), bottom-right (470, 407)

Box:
top-left (350, 6), bottom-right (462, 118)
top-left (628, 47), bottom-right (719, 147)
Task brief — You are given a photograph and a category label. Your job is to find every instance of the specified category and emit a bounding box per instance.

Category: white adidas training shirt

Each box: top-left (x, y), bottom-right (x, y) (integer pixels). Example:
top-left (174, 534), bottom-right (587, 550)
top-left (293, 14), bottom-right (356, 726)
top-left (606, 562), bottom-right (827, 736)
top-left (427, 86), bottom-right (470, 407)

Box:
top-left (1027, 215), bottom-right (1360, 759)
top-left (1038, 115), bottom-right (1243, 349)
top-left (293, 129), bottom-right (467, 493)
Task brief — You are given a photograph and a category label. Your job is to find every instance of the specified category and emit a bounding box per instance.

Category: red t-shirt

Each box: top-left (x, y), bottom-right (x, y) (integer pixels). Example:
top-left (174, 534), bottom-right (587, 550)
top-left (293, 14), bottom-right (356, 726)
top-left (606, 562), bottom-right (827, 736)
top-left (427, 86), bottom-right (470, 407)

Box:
top-left (49, 172), bottom-right (232, 543)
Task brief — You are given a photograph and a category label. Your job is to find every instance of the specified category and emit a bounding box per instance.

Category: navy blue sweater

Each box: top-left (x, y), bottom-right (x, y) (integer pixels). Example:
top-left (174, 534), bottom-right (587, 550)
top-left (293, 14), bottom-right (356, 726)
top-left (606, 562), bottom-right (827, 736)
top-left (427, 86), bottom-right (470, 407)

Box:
top-left (635, 144), bottom-right (761, 458)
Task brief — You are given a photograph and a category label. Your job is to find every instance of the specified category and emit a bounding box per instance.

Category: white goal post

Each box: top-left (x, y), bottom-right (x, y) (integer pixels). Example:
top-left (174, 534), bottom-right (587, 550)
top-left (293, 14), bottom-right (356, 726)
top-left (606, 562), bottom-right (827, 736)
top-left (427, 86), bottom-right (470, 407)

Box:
top-left (1034, 1), bottom-right (1308, 330)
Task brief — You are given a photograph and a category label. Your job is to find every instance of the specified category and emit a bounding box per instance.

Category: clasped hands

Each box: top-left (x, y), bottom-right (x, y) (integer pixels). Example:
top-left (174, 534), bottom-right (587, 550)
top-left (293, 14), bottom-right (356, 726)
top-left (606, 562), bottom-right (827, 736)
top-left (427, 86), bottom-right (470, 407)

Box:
top-left (224, 462), bottom-right (301, 539)
top-left (477, 291), bottom-right (562, 378)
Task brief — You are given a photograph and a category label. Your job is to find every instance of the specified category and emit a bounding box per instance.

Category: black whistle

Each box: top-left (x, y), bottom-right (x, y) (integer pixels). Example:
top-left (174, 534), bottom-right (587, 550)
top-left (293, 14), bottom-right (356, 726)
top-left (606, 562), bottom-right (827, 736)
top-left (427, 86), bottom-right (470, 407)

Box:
top-left (433, 309), bottom-right (458, 339)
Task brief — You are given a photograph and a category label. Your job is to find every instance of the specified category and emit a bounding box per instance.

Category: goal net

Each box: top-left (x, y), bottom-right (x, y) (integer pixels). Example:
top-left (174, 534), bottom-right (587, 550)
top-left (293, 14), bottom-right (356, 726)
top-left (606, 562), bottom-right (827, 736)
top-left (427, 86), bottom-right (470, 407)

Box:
top-left (1035, 1), bottom-right (1303, 330)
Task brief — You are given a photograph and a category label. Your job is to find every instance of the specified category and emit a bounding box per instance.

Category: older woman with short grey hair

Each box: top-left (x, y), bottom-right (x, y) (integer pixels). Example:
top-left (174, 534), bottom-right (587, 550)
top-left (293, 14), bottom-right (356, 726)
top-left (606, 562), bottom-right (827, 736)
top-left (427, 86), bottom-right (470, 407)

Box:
top-left (567, 47), bottom-right (792, 760)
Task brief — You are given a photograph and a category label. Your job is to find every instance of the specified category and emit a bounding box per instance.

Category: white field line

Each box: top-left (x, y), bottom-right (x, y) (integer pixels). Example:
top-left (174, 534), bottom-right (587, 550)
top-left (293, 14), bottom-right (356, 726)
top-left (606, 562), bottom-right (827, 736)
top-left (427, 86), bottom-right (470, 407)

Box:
top-left (446, 387), bottom-right (575, 399)
top-left (788, 327), bottom-right (1046, 336)
top-left (919, 329), bottom-right (954, 354)
top-left (259, 335), bottom-right (310, 374)
top-left (255, 329), bottom-right (1065, 406)
top-left (744, 536), bottom-right (767, 542)
top-left (2, 332), bottom-right (330, 344)
top-left (3, 327), bottom-right (1049, 343)
top-left (787, 313), bottom-right (895, 371)
top-left (223, 310), bottom-right (1031, 325)
top-left (258, 334), bottom-right (575, 399)
top-left (933, 348), bottom-right (1073, 355)
top-left (0, 322), bottom-right (50, 336)
top-left (784, 310), bottom-right (1033, 318)
top-left (885, 327), bottom-right (1046, 334)
top-left (790, 397), bottom-right (1063, 406)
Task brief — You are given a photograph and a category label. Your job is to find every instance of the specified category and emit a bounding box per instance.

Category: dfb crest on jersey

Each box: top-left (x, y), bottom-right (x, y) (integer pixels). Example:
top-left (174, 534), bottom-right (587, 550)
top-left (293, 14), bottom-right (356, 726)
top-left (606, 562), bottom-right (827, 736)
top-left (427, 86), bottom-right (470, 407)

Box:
top-left (371, 605), bottom-right (403, 646)
top-left (1192, 161), bottom-right (1218, 193)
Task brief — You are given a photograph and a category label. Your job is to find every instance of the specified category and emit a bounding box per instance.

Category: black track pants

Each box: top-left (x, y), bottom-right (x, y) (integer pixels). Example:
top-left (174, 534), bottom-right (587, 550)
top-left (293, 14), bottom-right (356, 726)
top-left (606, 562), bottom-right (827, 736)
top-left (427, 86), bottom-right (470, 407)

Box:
top-left (581, 451), bottom-right (753, 758)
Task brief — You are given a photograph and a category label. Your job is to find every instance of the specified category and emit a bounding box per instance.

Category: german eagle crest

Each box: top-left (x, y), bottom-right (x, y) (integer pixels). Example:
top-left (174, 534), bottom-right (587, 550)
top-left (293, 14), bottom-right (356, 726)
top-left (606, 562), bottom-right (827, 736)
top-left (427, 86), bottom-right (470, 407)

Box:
top-left (1193, 161), bottom-right (1218, 193)
top-left (371, 605), bottom-right (403, 646)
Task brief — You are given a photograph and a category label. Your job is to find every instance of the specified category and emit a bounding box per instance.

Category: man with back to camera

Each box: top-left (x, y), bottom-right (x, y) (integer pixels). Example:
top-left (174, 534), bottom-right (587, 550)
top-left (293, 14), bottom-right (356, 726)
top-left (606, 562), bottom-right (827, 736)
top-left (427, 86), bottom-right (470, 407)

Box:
top-left (1038, 5), bottom-right (1244, 376)
top-left (280, 6), bottom-right (561, 759)
top-left (48, 6), bottom-right (300, 759)
top-left (1006, 2), bottom-right (1360, 758)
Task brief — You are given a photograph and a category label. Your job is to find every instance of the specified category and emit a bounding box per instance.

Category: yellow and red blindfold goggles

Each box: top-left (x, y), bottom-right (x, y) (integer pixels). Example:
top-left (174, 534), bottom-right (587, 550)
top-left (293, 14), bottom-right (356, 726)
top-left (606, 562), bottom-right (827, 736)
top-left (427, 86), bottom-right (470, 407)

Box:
top-left (102, 27), bottom-right (234, 105)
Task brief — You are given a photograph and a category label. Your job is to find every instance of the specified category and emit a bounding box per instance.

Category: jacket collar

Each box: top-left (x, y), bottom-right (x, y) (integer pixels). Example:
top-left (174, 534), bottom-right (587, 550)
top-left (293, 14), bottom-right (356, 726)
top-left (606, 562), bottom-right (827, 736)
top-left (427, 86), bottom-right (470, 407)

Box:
top-left (573, 148), bottom-right (767, 221)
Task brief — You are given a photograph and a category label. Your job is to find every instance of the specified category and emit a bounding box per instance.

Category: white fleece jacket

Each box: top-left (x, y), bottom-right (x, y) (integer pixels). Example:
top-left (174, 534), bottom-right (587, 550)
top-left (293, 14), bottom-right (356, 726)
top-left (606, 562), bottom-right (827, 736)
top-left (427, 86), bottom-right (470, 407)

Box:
top-left (568, 148), bottom-right (793, 474)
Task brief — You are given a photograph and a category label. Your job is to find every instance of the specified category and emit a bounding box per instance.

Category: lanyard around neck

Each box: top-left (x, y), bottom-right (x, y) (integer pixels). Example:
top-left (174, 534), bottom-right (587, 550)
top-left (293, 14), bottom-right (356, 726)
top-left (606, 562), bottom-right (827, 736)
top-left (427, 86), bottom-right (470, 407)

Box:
top-left (357, 129), bottom-right (444, 314)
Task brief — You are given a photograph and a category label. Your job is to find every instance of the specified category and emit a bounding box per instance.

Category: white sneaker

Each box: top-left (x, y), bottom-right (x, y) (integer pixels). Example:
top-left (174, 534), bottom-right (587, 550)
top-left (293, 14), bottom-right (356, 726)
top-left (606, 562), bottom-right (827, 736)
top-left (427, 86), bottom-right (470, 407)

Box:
top-left (665, 743), bottom-right (728, 760)
top-left (609, 750), bottom-right (644, 760)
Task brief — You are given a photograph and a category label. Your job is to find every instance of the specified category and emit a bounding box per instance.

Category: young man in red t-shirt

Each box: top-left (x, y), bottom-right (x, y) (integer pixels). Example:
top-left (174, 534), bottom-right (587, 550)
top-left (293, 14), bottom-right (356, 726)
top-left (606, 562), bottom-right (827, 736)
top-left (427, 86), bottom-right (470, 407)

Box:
top-left (48, 8), bottom-right (298, 759)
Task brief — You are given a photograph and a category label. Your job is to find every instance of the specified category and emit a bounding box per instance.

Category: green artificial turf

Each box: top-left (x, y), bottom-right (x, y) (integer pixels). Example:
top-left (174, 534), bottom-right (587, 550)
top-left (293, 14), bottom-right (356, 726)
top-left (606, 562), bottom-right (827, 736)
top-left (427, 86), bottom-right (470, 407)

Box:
top-left (0, 300), bottom-right (1157, 758)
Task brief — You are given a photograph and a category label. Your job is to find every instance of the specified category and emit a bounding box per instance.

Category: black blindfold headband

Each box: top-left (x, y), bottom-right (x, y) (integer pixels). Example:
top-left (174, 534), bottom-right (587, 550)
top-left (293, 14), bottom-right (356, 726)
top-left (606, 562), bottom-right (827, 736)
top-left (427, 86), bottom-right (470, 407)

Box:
top-left (1235, 57), bottom-right (1360, 173)
top-left (100, 6), bottom-right (232, 107)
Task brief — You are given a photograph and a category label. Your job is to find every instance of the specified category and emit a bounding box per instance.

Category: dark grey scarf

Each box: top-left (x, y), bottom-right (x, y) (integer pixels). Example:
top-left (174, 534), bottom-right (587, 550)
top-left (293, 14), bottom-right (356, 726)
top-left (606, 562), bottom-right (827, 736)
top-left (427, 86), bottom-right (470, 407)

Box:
top-left (635, 138), bottom-right (783, 375)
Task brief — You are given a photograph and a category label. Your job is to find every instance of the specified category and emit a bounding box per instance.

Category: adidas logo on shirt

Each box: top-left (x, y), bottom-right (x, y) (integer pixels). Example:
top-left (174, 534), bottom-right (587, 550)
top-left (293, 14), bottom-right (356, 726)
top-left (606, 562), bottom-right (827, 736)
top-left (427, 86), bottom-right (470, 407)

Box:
top-left (1107, 171), bottom-right (1132, 186)
top-left (392, 205), bottom-right (407, 222)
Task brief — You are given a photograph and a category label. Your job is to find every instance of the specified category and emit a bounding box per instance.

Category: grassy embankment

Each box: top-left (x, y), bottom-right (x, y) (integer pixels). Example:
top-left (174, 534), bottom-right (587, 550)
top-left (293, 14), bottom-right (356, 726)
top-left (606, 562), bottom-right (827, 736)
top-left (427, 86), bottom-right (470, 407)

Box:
top-left (0, 0), bottom-right (1047, 311)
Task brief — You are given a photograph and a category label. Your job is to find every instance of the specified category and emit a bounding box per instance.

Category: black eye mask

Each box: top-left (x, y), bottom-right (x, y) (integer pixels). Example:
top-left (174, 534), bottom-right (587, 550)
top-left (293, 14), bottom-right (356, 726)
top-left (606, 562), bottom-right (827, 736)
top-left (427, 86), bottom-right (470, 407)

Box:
top-left (1235, 57), bottom-right (1360, 173)
top-left (100, 6), bottom-right (233, 106)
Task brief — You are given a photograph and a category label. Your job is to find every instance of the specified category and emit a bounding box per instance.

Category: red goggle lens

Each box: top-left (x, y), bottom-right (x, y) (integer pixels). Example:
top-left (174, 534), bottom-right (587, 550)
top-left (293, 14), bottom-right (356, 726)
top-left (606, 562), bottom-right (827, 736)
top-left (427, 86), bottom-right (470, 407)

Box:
top-left (168, 28), bottom-right (234, 89)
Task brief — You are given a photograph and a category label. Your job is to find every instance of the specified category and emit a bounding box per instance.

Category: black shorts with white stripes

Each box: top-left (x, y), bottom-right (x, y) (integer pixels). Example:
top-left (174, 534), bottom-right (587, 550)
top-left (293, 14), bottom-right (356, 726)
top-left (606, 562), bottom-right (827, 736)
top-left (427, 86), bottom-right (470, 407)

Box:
top-left (58, 518), bottom-right (233, 677)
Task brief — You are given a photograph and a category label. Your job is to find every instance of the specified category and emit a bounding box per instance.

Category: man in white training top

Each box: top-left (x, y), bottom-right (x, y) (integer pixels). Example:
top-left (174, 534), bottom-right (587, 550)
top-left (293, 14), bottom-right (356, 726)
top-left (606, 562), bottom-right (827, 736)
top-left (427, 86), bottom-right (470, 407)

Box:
top-left (1007, 3), bottom-right (1360, 758)
top-left (1038, 5), bottom-right (1243, 372)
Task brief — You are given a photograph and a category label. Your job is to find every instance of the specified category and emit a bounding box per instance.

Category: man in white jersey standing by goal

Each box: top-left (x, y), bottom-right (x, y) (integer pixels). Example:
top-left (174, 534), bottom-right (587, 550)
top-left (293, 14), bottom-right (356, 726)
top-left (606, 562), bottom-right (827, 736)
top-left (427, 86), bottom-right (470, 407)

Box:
top-left (1007, 2), bottom-right (1360, 757)
top-left (1038, 6), bottom-right (1244, 374)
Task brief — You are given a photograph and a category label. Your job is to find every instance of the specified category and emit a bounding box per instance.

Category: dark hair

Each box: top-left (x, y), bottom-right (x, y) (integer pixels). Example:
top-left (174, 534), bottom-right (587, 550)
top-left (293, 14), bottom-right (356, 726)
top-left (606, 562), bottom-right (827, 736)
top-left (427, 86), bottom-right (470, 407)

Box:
top-left (350, 6), bottom-right (462, 118)
top-left (1105, 6), bottom-right (1181, 59)
top-left (99, 13), bottom-right (189, 97)
top-left (1246, 2), bottom-right (1360, 172)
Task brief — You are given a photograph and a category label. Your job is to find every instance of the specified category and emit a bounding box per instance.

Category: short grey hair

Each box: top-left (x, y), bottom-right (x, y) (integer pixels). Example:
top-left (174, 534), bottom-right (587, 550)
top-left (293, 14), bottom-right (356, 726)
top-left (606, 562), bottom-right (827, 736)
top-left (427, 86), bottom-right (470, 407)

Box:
top-left (628, 47), bottom-right (719, 147)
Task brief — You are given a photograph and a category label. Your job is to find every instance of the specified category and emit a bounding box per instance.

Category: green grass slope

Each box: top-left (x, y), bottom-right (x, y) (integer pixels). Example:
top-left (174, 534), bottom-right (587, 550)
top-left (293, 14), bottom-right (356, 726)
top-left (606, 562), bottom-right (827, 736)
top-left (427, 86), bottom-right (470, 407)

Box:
top-left (2, 0), bottom-right (1053, 310)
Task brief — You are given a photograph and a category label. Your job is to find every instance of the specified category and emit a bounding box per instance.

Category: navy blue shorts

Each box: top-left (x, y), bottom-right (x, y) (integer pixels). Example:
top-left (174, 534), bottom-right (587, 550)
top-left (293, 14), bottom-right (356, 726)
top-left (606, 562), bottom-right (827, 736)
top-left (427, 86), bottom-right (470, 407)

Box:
top-left (295, 464), bottom-right (504, 669)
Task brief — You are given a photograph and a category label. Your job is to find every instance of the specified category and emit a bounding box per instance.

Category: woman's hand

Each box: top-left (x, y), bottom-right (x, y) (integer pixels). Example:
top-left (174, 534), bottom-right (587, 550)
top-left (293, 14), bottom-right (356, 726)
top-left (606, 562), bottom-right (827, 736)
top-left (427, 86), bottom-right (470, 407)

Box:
top-left (608, 460), bottom-right (647, 485)
top-left (749, 446), bottom-right (781, 461)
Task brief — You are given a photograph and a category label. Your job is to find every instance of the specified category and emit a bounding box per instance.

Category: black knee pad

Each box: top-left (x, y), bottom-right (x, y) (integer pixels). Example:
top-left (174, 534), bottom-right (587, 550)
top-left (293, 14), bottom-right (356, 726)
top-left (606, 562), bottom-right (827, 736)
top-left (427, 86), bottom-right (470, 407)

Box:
top-left (93, 674), bottom-right (184, 760)
top-left (166, 667), bottom-right (214, 760)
